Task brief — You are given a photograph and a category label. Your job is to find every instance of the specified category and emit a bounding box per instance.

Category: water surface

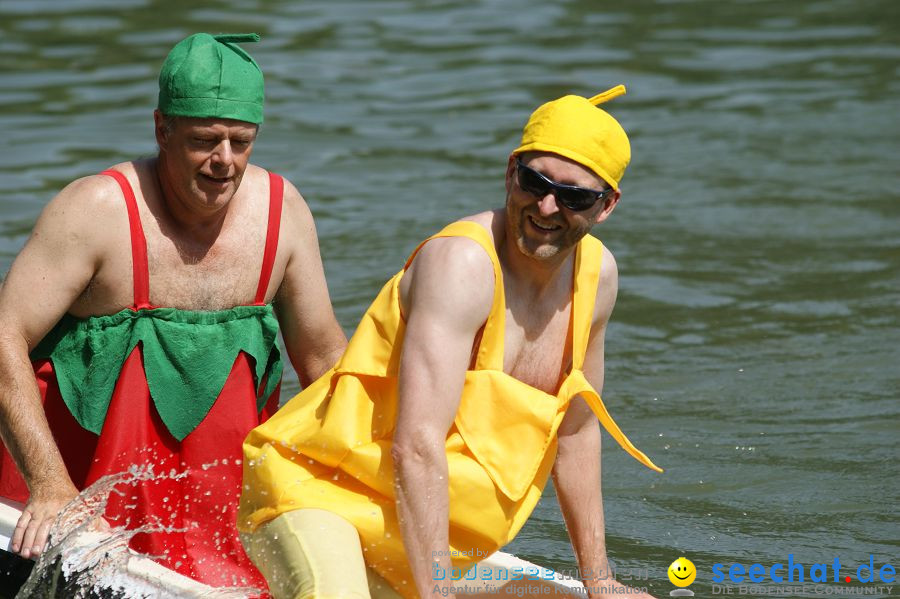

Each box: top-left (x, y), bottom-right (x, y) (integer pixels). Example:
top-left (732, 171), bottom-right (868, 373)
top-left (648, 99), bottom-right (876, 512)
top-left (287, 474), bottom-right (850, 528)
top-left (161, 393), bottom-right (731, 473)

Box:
top-left (1, 1), bottom-right (897, 596)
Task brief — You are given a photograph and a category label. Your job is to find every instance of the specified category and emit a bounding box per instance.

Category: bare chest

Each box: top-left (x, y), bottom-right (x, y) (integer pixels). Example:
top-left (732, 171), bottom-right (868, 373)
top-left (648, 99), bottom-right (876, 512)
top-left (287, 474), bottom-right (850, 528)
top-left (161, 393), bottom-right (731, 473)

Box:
top-left (502, 301), bottom-right (572, 394)
top-left (76, 218), bottom-right (269, 314)
top-left (144, 230), bottom-right (267, 310)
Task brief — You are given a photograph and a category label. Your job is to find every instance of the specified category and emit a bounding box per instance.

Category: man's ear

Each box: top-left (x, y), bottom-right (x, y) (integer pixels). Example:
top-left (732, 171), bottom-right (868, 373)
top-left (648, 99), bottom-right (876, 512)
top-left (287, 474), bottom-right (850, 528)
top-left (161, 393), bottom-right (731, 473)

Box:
top-left (504, 154), bottom-right (517, 194)
top-left (594, 189), bottom-right (621, 225)
top-left (153, 109), bottom-right (168, 149)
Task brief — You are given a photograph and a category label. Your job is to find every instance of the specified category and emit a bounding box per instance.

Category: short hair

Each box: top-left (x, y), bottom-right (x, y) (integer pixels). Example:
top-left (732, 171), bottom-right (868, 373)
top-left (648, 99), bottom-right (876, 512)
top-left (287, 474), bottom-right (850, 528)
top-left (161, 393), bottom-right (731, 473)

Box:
top-left (158, 113), bottom-right (260, 136)
top-left (160, 113), bottom-right (181, 135)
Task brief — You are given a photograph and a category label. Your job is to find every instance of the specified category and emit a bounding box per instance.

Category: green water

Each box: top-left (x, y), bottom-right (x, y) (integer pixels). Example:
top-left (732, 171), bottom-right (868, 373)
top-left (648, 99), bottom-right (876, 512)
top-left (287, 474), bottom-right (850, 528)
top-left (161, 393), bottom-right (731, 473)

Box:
top-left (1, 1), bottom-right (897, 596)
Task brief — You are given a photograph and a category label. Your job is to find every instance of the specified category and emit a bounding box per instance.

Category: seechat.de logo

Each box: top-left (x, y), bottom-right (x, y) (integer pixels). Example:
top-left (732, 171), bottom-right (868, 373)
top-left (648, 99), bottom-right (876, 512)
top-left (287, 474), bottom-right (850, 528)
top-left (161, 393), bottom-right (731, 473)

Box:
top-left (711, 555), bottom-right (896, 585)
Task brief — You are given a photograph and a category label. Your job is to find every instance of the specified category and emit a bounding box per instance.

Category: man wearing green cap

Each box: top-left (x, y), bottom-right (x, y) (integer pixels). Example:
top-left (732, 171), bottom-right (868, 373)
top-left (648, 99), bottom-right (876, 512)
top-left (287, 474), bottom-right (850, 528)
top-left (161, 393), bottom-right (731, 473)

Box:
top-left (0, 33), bottom-right (346, 591)
top-left (239, 86), bottom-right (657, 599)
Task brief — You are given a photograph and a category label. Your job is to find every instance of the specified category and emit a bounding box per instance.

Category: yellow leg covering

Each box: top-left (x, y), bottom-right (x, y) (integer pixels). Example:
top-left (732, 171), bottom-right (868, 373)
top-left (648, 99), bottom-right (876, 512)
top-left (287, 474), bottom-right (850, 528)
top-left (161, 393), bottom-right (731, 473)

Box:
top-left (240, 508), bottom-right (403, 599)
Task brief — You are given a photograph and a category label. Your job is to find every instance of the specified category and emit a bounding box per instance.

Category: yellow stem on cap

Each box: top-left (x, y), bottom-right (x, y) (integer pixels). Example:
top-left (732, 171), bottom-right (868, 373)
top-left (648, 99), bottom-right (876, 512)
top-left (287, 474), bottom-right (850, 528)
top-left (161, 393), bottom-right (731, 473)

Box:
top-left (588, 84), bottom-right (626, 105)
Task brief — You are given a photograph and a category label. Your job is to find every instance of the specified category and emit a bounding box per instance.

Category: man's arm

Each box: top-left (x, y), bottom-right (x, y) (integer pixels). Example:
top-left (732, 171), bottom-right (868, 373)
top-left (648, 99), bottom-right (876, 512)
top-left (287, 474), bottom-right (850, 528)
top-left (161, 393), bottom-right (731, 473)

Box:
top-left (272, 181), bottom-right (347, 386)
top-left (392, 236), bottom-right (494, 599)
top-left (553, 248), bottom-right (654, 599)
top-left (0, 176), bottom-right (116, 558)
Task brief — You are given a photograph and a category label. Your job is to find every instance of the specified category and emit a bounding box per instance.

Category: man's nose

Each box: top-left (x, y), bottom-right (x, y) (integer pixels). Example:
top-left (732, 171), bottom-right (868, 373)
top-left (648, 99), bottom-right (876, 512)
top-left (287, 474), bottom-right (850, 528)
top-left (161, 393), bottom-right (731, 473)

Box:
top-left (210, 140), bottom-right (234, 169)
top-left (537, 193), bottom-right (561, 217)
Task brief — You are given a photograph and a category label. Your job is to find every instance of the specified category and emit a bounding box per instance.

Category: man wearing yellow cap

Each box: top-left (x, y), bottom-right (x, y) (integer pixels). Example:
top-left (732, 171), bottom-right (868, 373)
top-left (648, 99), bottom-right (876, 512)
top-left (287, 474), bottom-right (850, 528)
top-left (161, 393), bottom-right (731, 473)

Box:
top-left (239, 86), bottom-right (660, 599)
top-left (0, 33), bottom-right (346, 590)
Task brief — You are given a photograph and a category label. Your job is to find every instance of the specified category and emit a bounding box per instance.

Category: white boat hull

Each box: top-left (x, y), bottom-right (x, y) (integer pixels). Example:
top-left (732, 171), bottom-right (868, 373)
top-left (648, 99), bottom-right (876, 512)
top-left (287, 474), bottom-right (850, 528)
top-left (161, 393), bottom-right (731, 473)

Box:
top-left (1, 495), bottom-right (584, 597)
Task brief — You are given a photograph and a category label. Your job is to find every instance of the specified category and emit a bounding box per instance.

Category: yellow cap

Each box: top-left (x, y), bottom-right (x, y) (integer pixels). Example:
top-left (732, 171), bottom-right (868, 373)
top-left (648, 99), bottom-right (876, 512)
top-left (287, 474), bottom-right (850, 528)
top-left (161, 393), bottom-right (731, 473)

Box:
top-left (513, 85), bottom-right (630, 190)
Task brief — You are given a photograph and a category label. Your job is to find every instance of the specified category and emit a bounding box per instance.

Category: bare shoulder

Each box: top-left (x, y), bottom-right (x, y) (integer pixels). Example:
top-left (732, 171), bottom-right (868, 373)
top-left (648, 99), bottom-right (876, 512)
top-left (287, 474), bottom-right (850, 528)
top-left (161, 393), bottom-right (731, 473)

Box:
top-left (272, 171), bottom-right (315, 233)
top-left (410, 211), bottom-right (499, 284)
top-left (401, 226), bottom-right (495, 326)
top-left (265, 170), bottom-right (328, 303)
top-left (0, 172), bottom-right (130, 336)
top-left (247, 168), bottom-right (319, 271)
top-left (593, 241), bottom-right (619, 326)
top-left (45, 172), bottom-right (125, 214)
top-left (458, 210), bottom-right (496, 231)
top-left (412, 234), bottom-right (495, 281)
top-left (599, 243), bottom-right (619, 288)
top-left (33, 172), bottom-right (128, 251)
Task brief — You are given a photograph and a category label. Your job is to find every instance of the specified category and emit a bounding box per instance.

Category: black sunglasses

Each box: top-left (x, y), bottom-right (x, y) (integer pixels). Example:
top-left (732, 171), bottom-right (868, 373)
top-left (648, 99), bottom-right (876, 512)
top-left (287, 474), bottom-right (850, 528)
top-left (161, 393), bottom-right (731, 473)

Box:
top-left (515, 159), bottom-right (614, 212)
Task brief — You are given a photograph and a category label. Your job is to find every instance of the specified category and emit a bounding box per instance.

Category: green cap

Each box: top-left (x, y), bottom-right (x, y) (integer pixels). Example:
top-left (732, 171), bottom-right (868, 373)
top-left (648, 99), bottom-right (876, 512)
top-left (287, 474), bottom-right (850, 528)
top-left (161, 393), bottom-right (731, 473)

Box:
top-left (158, 33), bottom-right (265, 124)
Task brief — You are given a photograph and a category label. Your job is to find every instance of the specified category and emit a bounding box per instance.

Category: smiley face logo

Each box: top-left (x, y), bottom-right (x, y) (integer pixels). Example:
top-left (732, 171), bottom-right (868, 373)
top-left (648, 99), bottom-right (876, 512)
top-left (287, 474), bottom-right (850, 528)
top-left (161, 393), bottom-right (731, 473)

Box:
top-left (668, 557), bottom-right (696, 587)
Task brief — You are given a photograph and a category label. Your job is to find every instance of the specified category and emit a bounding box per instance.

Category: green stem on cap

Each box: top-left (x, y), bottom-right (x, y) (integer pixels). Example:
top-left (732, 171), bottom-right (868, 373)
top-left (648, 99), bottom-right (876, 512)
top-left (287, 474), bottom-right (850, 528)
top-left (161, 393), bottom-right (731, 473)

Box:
top-left (214, 33), bottom-right (260, 44)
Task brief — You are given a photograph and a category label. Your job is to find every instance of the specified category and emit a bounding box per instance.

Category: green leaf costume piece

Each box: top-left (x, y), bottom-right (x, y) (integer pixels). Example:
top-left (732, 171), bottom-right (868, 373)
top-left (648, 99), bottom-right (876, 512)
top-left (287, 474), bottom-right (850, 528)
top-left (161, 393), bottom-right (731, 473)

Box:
top-left (32, 305), bottom-right (282, 441)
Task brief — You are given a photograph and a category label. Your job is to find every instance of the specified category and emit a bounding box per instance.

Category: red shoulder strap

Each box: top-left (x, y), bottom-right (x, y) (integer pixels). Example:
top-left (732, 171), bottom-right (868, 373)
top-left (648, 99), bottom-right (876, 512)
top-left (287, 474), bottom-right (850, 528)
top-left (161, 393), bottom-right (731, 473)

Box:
top-left (100, 170), bottom-right (151, 310)
top-left (254, 172), bottom-right (284, 305)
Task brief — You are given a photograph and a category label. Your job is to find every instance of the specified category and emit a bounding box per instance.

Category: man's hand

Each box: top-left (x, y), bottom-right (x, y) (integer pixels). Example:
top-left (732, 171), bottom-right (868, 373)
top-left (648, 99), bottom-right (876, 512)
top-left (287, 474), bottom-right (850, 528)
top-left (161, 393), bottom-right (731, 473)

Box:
top-left (12, 479), bottom-right (79, 559)
top-left (553, 244), bottom-right (640, 599)
top-left (0, 174), bottom-right (116, 560)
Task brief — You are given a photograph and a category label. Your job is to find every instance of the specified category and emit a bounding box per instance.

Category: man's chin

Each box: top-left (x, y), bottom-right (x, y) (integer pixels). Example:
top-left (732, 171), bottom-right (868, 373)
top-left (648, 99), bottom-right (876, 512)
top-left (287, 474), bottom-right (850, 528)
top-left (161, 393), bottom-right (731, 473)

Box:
top-left (515, 235), bottom-right (562, 260)
top-left (192, 180), bottom-right (238, 205)
top-left (529, 246), bottom-right (563, 260)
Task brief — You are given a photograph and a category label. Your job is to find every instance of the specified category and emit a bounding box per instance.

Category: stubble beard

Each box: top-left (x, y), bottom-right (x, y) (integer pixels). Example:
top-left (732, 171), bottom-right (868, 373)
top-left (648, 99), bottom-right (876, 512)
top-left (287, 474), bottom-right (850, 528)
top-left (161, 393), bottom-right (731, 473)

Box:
top-left (505, 193), bottom-right (589, 262)
top-left (511, 210), bottom-right (562, 260)
top-left (516, 231), bottom-right (562, 260)
top-left (191, 172), bottom-right (242, 211)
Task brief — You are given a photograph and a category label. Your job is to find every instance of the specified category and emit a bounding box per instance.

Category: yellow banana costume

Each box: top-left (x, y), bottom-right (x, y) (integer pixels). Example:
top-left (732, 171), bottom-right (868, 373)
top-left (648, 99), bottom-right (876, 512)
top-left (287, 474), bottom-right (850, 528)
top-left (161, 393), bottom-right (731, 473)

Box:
top-left (239, 219), bottom-right (662, 598)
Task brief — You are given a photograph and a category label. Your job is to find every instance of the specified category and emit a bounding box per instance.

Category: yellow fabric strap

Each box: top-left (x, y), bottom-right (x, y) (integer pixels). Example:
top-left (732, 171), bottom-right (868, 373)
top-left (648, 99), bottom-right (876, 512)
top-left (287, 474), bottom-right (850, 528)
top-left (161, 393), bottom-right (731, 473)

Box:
top-left (571, 236), bottom-right (602, 371)
top-left (404, 221), bottom-right (506, 371)
top-left (562, 370), bottom-right (663, 473)
top-left (588, 84), bottom-right (626, 106)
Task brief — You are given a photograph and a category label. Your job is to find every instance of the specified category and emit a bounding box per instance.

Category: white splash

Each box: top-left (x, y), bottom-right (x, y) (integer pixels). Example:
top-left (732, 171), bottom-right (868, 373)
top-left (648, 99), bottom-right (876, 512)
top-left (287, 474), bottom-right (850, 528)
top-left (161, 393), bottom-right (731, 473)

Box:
top-left (16, 462), bottom-right (264, 599)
